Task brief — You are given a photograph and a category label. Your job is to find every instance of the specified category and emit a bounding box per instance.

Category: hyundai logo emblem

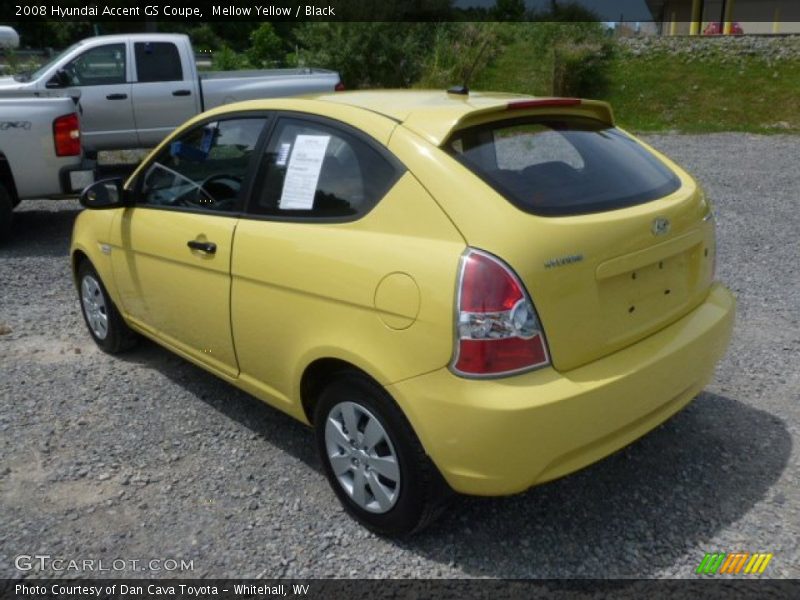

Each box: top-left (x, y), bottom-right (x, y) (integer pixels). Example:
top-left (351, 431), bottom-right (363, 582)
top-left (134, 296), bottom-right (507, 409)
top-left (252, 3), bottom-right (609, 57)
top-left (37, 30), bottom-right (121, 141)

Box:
top-left (651, 217), bottom-right (670, 236)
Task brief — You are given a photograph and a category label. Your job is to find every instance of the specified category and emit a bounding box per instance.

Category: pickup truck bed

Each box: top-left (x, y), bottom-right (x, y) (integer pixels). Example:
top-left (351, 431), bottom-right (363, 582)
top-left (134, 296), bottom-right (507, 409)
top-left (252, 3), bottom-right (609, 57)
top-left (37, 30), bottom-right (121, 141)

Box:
top-left (199, 68), bottom-right (341, 111)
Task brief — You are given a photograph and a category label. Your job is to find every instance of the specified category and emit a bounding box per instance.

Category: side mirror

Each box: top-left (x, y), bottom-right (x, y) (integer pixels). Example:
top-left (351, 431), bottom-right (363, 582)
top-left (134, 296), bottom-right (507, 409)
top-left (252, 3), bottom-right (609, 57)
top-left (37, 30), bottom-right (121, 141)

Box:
top-left (45, 69), bottom-right (70, 89)
top-left (79, 178), bottom-right (128, 209)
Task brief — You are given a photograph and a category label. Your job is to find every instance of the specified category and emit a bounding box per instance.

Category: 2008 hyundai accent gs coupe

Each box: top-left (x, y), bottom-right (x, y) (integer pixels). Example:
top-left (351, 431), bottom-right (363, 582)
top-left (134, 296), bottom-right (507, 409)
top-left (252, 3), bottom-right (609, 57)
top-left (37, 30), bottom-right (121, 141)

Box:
top-left (71, 90), bottom-right (735, 535)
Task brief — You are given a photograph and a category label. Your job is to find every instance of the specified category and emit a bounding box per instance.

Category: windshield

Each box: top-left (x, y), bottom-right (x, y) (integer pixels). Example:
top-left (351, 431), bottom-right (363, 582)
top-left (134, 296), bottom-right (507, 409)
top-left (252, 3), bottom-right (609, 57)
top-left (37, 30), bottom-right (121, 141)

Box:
top-left (445, 116), bottom-right (681, 216)
top-left (17, 42), bottom-right (83, 82)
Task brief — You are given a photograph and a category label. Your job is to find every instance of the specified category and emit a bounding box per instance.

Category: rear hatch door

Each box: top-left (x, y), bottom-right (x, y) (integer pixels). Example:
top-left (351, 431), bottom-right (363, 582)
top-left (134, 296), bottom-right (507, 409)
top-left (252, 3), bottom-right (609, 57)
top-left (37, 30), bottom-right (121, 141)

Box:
top-left (437, 107), bottom-right (716, 372)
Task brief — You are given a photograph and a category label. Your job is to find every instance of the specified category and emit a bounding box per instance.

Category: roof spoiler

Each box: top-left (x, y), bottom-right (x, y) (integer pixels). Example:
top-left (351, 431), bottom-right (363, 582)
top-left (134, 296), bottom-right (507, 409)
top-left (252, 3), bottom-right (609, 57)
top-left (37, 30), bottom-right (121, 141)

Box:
top-left (473, 97), bottom-right (614, 126)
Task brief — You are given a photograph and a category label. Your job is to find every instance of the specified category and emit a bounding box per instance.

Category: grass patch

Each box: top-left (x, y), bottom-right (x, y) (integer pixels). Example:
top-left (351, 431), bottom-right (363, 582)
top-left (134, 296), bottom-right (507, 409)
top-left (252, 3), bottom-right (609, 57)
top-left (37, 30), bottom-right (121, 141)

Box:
top-left (473, 37), bottom-right (800, 134)
top-left (472, 36), bottom-right (554, 96)
top-left (606, 53), bottom-right (799, 134)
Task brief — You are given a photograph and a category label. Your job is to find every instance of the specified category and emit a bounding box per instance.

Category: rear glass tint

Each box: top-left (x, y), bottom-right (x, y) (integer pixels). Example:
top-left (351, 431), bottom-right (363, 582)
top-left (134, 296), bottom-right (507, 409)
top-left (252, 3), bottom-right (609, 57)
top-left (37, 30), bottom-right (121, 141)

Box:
top-left (445, 117), bottom-right (681, 216)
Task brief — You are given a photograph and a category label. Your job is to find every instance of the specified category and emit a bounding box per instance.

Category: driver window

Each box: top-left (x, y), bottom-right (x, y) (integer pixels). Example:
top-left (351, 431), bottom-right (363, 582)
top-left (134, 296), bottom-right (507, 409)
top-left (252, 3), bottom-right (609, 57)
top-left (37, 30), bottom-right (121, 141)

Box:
top-left (62, 44), bottom-right (126, 86)
top-left (139, 118), bottom-right (266, 213)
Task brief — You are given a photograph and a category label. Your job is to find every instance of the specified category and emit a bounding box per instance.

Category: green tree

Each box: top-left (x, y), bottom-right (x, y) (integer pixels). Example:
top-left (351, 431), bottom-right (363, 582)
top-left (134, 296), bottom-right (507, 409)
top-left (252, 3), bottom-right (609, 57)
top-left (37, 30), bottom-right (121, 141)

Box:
top-left (247, 24), bottom-right (283, 68)
top-left (186, 24), bottom-right (223, 53)
top-left (493, 0), bottom-right (526, 21)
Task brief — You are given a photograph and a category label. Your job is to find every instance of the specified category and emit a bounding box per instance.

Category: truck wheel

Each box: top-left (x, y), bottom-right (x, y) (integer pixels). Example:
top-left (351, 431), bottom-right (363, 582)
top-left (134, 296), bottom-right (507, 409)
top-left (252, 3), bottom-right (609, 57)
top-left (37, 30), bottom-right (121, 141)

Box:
top-left (0, 183), bottom-right (12, 244)
top-left (77, 260), bottom-right (137, 353)
top-left (314, 374), bottom-right (451, 536)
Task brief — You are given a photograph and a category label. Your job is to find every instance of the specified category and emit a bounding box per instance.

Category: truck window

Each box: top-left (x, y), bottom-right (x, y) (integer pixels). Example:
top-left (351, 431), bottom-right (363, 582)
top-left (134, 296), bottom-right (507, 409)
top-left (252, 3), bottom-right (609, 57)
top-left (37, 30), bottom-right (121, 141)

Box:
top-left (135, 42), bottom-right (183, 83)
top-left (62, 43), bottom-right (126, 86)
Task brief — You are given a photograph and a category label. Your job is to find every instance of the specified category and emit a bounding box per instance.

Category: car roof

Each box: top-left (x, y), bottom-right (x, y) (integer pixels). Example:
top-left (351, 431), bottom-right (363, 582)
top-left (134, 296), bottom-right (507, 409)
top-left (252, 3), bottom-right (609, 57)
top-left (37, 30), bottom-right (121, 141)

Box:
top-left (192, 90), bottom-right (615, 147)
top-left (310, 90), bottom-right (534, 145)
top-left (314, 90), bottom-right (614, 145)
top-left (310, 90), bottom-right (526, 122)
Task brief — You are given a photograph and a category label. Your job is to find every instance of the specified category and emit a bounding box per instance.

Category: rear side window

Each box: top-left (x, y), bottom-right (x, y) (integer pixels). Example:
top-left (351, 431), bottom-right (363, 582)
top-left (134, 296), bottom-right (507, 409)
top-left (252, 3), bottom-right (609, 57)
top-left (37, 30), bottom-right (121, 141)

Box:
top-left (135, 42), bottom-right (182, 83)
top-left (249, 117), bottom-right (400, 219)
top-left (446, 117), bottom-right (681, 216)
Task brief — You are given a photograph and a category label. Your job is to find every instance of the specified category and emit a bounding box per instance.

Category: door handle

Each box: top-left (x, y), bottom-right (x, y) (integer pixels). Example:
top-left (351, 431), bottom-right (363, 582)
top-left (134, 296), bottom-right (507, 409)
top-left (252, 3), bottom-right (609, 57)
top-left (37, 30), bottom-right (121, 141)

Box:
top-left (172, 89), bottom-right (191, 97)
top-left (106, 93), bottom-right (128, 100)
top-left (187, 240), bottom-right (217, 254)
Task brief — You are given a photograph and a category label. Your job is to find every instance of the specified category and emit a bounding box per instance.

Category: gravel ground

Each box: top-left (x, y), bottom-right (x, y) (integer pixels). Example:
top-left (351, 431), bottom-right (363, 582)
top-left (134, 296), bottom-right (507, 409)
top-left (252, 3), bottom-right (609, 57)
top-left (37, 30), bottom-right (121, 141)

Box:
top-left (0, 133), bottom-right (798, 579)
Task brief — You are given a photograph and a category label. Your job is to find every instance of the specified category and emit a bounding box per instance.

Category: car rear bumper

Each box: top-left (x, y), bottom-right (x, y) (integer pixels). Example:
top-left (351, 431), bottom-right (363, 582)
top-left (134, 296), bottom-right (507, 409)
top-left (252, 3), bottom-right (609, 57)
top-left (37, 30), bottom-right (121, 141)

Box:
top-left (387, 283), bottom-right (735, 496)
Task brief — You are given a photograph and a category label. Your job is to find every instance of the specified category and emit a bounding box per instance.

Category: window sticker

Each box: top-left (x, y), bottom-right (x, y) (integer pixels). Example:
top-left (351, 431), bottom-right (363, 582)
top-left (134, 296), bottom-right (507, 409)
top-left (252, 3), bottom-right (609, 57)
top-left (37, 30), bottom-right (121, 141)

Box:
top-left (276, 142), bottom-right (291, 167)
top-left (279, 135), bottom-right (330, 210)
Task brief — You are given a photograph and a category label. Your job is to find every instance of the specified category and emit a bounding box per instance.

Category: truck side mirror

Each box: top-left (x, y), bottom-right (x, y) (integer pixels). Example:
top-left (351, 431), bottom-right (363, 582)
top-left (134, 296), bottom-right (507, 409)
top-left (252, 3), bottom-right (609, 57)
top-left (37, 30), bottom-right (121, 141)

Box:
top-left (46, 69), bottom-right (70, 89)
top-left (80, 178), bottom-right (128, 209)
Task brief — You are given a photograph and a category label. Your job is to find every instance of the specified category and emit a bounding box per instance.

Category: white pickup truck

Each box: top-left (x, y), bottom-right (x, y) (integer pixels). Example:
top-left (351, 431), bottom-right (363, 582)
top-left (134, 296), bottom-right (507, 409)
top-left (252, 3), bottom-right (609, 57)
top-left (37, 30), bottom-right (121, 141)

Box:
top-left (0, 92), bottom-right (92, 242)
top-left (0, 33), bottom-right (342, 153)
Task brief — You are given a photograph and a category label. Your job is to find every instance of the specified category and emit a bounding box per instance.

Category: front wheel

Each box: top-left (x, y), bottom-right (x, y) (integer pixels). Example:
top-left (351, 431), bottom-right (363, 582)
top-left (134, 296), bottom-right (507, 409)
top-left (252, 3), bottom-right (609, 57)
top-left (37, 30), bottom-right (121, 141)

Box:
top-left (314, 374), bottom-right (450, 536)
top-left (77, 261), bottom-right (137, 353)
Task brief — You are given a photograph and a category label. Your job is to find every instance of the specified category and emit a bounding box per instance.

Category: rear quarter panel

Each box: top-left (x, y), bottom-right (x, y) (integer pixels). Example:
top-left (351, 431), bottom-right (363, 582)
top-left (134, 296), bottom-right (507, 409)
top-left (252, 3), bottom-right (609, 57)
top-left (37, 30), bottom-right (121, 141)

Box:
top-left (230, 172), bottom-right (465, 420)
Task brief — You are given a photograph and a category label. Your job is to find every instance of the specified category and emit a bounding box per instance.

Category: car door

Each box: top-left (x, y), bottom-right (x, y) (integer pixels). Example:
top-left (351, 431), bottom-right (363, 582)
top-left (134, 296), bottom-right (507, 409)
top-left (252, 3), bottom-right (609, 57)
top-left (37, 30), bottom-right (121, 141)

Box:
top-left (131, 41), bottom-right (199, 148)
top-left (58, 42), bottom-right (136, 151)
top-left (110, 115), bottom-right (268, 377)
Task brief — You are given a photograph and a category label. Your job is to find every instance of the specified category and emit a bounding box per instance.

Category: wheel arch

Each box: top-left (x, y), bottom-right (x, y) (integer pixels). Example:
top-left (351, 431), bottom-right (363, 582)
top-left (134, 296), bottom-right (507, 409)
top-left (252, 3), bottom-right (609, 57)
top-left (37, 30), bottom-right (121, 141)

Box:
top-left (0, 155), bottom-right (20, 207)
top-left (300, 357), bottom-right (385, 425)
top-left (71, 248), bottom-right (91, 284)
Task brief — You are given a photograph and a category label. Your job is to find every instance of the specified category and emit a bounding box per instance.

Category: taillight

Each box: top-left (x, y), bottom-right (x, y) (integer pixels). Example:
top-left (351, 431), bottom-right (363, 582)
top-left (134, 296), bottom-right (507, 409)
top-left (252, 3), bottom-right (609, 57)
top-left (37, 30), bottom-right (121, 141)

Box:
top-left (334, 81), bottom-right (345, 92)
top-left (451, 249), bottom-right (550, 377)
top-left (53, 113), bottom-right (81, 157)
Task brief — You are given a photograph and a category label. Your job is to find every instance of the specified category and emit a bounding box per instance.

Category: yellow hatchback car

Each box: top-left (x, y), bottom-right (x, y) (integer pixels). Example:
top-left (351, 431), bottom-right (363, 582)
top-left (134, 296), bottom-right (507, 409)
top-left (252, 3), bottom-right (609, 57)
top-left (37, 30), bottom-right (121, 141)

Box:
top-left (71, 90), bottom-right (734, 535)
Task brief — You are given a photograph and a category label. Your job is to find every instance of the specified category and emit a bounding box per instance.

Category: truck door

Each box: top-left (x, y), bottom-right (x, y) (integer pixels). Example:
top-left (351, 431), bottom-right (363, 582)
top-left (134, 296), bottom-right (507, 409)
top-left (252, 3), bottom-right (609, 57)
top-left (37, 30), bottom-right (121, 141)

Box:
top-left (60, 42), bottom-right (136, 151)
top-left (131, 41), bottom-right (199, 148)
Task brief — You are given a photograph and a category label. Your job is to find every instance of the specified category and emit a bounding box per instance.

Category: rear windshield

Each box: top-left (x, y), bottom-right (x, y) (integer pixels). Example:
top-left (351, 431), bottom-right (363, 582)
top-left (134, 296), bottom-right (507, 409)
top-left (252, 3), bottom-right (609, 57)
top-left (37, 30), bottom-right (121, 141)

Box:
top-left (445, 117), bottom-right (681, 216)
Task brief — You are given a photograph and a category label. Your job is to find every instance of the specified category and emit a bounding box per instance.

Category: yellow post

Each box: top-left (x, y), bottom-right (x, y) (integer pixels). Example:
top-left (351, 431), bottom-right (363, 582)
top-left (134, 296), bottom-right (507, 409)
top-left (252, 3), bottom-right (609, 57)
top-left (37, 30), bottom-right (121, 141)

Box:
top-left (723, 0), bottom-right (735, 34)
top-left (670, 12), bottom-right (677, 36)
top-left (689, 0), bottom-right (702, 35)
top-left (773, 8), bottom-right (781, 34)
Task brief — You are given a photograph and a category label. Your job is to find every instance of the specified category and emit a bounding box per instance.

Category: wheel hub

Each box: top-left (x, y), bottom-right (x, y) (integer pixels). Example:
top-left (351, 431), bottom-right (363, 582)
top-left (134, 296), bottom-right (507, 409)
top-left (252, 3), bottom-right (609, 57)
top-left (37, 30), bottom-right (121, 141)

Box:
top-left (324, 401), bottom-right (400, 514)
top-left (80, 274), bottom-right (109, 340)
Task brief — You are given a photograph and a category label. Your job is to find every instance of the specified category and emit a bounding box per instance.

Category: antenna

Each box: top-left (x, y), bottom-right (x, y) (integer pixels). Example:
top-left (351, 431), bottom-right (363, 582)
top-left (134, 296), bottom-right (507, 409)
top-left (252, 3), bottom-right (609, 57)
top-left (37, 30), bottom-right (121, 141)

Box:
top-left (448, 32), bottom-right (494, 97)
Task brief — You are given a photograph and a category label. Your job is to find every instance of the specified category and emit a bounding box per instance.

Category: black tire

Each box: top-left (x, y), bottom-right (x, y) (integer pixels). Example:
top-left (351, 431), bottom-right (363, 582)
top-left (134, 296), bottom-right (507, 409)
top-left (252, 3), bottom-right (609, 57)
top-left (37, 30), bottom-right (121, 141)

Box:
top-left (76, 260), bottom-right (137, 353)
top-left (314, 374), bottom-right (451, 536)
top-left (0, 183), bottom-right (12, 244)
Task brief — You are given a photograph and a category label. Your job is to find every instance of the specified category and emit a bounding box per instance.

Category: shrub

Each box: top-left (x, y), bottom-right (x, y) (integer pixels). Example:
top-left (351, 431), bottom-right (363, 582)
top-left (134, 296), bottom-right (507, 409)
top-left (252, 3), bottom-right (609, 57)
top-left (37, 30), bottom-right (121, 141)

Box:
top-left (523, 22), bottom-right (615, 98)
top-left (293, 23), bottom-right (435, 88)
top-left (552, 37), bottom-right (615, 97)
top-left (418, 23), bottom-right (509, 89)
top-left (212, 46), bottom-right (250, 71)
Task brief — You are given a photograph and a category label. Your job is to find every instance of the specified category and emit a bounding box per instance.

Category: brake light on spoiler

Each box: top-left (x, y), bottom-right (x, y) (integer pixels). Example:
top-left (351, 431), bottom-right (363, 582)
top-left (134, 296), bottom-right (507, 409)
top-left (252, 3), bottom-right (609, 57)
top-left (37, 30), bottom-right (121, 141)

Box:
top-left (507, 98), bottom-right (582, 110)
